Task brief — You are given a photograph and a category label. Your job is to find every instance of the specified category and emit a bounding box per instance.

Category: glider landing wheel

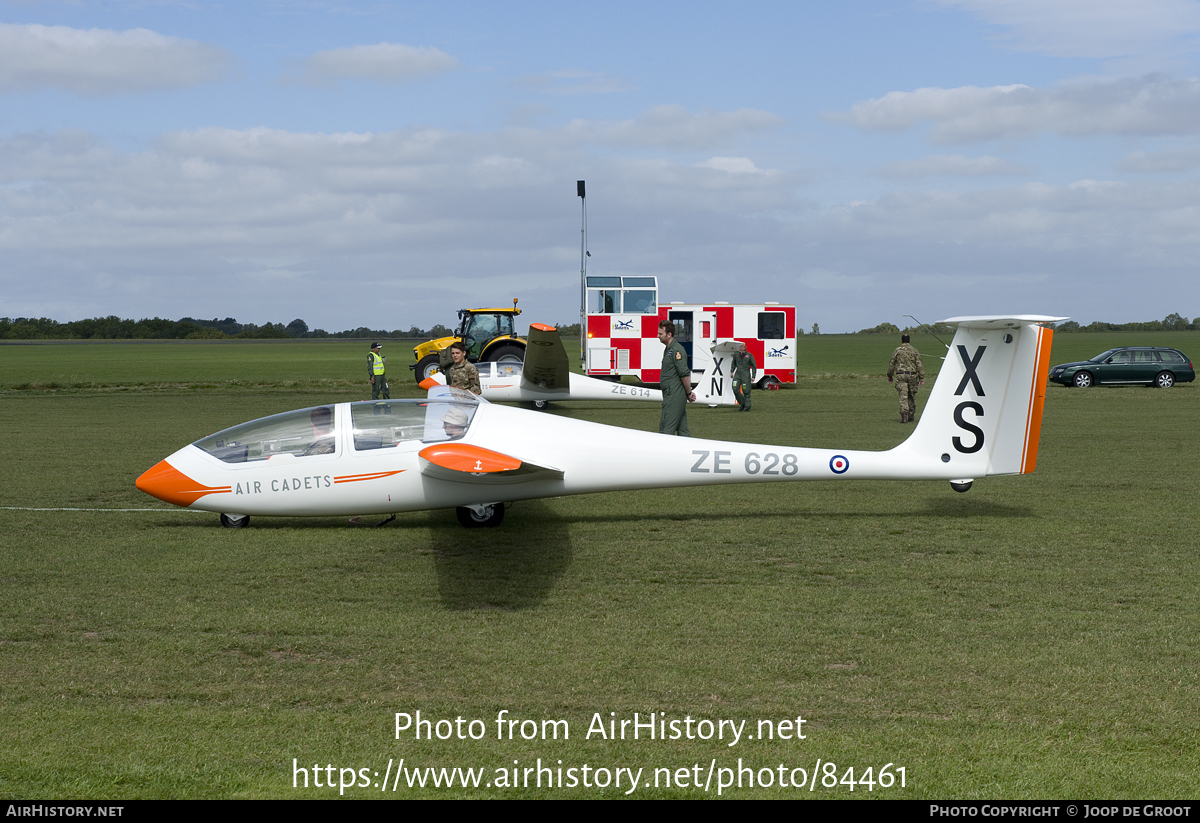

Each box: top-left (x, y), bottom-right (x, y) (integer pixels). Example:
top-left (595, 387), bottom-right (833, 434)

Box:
top-left (532, 400), bottom-right (550, 410)
top-left (220, 513), bottom-right (250, 528)
top-left (949, 480), bottom-right (973, 494)
top-left (417, 355), bottom-right (441, 382)
top-left (1155, 371), bottom-right (1175, 389)
top-left (456, 504), bottom-right (505, 528)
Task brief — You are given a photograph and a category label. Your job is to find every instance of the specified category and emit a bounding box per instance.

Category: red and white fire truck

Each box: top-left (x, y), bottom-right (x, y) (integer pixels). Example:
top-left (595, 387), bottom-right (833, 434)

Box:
top-left (583, 275), bottom-right (796, 388)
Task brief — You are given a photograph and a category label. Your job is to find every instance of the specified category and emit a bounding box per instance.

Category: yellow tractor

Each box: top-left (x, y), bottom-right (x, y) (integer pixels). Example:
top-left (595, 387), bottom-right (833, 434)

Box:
top-left (410, 299), bottom-right (527, 381)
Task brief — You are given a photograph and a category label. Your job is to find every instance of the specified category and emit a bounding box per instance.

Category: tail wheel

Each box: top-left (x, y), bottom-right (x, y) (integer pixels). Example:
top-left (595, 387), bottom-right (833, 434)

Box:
top-left (456, 504), bottom-right (505, 528)
top-left (485, 343), bottom-right (525, 364)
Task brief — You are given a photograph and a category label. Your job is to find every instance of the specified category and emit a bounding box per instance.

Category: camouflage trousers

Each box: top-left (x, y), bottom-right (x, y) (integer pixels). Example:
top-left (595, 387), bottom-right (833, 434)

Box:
top-left (895, 375), bottom-right (919, 416)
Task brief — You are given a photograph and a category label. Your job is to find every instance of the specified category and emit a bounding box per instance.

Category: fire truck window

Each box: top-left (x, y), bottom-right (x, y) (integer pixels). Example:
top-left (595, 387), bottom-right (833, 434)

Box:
top-left (623, 290), bottom-right (656, 314)
top-left (758, 312), bottom-right (786, 339)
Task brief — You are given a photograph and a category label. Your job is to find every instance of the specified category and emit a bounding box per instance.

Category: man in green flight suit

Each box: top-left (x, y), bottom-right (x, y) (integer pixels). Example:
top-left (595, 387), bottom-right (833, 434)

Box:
top-left (731, 342), bottom-right (758, 412)
top-left (368, 342), bottom-right (389, 400)
top-left (658, 320), bottom-right (695, 436)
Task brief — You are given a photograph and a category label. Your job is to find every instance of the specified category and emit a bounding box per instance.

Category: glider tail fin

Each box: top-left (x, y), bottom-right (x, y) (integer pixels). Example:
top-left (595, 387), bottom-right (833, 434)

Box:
top-left (901, 316), bottom-right (1061, 478)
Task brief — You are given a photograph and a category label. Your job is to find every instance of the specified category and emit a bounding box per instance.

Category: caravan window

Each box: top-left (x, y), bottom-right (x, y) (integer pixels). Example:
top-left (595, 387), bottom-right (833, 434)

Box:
top-left (758, 312), bottom-right (786, 340)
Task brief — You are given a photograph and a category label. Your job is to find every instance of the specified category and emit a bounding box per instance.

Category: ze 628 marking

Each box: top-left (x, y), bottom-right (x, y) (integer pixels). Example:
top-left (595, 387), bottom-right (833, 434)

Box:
top-left (744, 452), bottom-right (798, 476)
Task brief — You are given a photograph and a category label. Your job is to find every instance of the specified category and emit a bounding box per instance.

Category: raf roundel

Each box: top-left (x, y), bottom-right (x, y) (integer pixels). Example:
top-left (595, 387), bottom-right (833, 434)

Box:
top-left (829, 455), bottom-right (850, 474)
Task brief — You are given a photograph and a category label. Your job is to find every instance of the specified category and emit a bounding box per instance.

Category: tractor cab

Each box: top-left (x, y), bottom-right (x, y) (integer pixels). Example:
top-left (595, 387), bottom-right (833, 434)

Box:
top-left (411, 298), bottom-right (527, 381)
top-left (456, 308), bottom-right (518, 361)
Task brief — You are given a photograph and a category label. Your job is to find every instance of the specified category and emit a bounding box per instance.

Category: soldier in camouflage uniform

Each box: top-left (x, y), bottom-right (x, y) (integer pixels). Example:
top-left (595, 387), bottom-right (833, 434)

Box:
top-left (445, 341), bottom-right (482, 395)
top-left (658, 320), bottom-right (695, 436)
top-left (887, 333), bottom-right (925, 423)
top-left (731, 343), bottom-right (758, 412)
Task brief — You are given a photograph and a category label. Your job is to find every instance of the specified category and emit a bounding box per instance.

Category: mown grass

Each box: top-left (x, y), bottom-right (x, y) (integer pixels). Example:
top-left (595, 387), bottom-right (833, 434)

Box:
top-left (1, 335), bottom-right (1198, 798)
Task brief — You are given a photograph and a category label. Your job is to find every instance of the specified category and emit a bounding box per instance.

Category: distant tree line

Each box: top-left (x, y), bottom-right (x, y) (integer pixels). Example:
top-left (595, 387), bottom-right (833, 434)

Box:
top-left (855, 322), bottom-right (953, 335)
top-left (855, 313), bottom-right (1198, 334)
top-left (1051, 313), bottom-right (1197, 332)
top-left (0, 315), bottom-right (593, 341)
top-left (0, 316), bottom-right (456, 340)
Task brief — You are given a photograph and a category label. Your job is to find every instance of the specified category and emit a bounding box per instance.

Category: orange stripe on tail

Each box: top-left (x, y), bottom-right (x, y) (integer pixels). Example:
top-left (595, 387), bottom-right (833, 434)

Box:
top-left (1020, 326), bottom-right (1054, 473)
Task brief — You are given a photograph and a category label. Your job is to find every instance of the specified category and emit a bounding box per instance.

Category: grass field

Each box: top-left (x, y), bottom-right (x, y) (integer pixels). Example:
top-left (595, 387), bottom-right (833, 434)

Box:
top-left (1, 332), bottom-right (1198, 798)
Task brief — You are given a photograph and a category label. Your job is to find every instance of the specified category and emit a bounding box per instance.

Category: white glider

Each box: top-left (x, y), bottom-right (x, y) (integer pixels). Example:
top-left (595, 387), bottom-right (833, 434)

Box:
top-left (424, 323), bottom-right (662, 407)
top-left (136, 315), bottom-right (1061, 528)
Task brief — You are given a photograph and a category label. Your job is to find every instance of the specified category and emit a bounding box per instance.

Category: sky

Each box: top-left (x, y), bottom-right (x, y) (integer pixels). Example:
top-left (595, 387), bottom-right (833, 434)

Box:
top-left (2, 0), bottom-right (1199, 333)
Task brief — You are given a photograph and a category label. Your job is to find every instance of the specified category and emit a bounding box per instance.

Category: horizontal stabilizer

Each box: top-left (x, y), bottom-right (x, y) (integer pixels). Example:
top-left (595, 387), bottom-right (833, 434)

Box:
top-left (418, 443), bottom-right (564, 485)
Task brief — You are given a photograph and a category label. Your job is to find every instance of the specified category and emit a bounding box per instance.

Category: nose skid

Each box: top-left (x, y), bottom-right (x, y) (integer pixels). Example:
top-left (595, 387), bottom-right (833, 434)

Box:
top-left (136, 460), bottom-right (230, 507)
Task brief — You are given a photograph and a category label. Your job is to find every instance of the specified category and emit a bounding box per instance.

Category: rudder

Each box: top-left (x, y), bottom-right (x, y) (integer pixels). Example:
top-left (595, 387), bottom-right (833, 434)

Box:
top-left (904, 316), bottom-right (1062, 478)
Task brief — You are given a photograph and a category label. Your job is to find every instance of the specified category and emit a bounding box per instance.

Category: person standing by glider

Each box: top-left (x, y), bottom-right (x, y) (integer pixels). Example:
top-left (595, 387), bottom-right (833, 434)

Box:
top-left (658, 320), bottom-right (695, 436)
top-left (368, 342), bottom-right (389, 400)
top-left (731, 342), bottom-right (758, 412)
top-left (887, 333), bottom-right (925, 423)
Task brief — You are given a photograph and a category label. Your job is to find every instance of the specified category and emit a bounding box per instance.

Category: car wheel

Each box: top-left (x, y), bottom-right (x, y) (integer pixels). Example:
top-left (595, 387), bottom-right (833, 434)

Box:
top-left (220, 513), bottom-right (250, 528)
top-left (486, 344), bottom-right (524, 364)
top-left (416, 355), bottom-right (441, 381)
top-left (1155, 371), bottom-right (1176, 389)
top-left (1073, 371), bottom-right (1094, 388)
top-left (456, 504), bottom-right (505, 528)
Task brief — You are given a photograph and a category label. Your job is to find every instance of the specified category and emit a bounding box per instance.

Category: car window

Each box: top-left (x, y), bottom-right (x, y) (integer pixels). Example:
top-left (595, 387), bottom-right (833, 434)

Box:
top-left (1160, 350), bottom-right (1185, 363)
top-left (1132, 351), bottom-right (1158, 363)
top-left (1092, 350), bottom-right (1117, 362)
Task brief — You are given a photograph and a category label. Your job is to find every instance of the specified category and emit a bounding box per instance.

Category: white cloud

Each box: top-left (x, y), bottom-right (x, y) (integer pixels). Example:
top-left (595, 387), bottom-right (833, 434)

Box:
top-left (4, 117), bottom-right (1198, 333)
top-left (1119, 144), bottom-right (1200, 172)
top-left (573, 105), bottom-right (787, 151)
top-left (933, 0), bottom-right (1200, 59)
top-left (826, 75), bottom-right (1200, 142)
top-left (293, 42), bottom-right (459, 85)
top-left (0, 22), bottom-right (232, 95)
top-left (695, 156), bottom-right (776, 175)
top-left (877, 154), bottom-right (1026, 178)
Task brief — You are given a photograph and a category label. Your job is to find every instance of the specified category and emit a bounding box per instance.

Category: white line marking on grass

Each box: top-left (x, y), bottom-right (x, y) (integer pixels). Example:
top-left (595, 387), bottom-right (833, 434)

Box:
top-left (0, 506), bottom-right (205, 513)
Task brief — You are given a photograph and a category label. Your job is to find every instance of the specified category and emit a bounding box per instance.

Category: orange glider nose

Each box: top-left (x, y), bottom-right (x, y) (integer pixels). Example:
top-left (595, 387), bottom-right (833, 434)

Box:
top-left (136, 460), bottom-right (230, 507)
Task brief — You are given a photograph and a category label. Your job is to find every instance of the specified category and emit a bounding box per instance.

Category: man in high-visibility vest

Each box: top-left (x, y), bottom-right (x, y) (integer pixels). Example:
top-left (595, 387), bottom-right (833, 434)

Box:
top-left (368, 342), bottom-right (390, 400)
